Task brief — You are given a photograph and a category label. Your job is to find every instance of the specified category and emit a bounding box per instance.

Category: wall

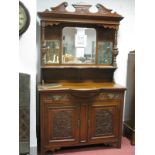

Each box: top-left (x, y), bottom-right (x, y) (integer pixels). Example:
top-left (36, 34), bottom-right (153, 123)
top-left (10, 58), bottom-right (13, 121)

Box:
top-left (19, 0), bottom-right (134, 148)
top-left (19, 0), bottom-right (37, 147)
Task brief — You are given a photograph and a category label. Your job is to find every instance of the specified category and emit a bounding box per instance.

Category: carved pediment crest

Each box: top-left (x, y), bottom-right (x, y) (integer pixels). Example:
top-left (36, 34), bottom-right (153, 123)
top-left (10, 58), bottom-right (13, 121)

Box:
top-left (43, 2), bottom-right (122, 18)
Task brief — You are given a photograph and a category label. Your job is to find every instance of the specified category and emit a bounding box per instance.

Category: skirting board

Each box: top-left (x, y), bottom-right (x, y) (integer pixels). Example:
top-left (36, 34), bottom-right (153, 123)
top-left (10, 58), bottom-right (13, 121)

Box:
top-left (123, 121), bottom-right (135, 145)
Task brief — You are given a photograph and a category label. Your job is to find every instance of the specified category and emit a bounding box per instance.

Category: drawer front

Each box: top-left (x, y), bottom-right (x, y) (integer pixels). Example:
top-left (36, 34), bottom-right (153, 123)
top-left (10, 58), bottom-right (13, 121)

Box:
top-left (95, 92), bottom-right (122, 101)
top-left (40, 93), bottom-right (71, 102)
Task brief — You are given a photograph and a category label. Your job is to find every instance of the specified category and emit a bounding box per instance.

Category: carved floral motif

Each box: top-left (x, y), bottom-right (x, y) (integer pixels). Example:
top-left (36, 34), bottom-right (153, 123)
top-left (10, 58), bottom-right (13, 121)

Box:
top-left (53, 111), bottom-right (72, 139)
top-left (97, 93), bottom-right (121, 100)
top-left (95, 109), bottom-right (113, 136)
top-left (46, 94), bottom-right (70, 101)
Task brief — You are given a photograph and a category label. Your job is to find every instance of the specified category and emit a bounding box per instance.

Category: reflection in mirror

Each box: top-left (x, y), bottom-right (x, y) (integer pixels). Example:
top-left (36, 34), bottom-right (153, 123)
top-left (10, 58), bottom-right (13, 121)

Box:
top-left (62, 27), bottom-right (96, 64)
top-left (42, 40), bottom-right (60, 64)
top-left (98, 42), bottom-right (113, 64)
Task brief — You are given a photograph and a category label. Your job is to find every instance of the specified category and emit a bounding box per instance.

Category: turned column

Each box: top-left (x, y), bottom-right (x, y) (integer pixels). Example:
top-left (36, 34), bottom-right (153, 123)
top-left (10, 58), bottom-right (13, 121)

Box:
top-left (113, 28), bottom-right (119, 67)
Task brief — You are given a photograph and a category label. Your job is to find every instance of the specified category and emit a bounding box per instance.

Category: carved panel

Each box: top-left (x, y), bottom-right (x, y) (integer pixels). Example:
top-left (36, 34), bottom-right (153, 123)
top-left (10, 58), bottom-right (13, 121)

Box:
top-left (42, 21), bottom-right (60, 28)
top-left (52, 111), bottom-right (72, 139)
top-left (95, 109), bottom-right (113, 136)
top-left (45, 94), bottom-right (70, 101)
top-left (97, 93), bottom-right (121, 100)
top-left (100, 24), bottom-right (119, 29)
top-left (72, 4), bottom-right (91, 14)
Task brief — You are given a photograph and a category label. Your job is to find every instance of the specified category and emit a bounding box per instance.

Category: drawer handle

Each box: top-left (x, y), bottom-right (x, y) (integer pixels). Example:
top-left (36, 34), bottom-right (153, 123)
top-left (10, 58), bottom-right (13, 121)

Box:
top-left (80, 140), bottom-right (86, 143)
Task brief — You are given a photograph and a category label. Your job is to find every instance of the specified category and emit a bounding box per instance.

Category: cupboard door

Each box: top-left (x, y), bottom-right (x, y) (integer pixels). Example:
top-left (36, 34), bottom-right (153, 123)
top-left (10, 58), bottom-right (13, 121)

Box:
top-left (88, 102), bottom-right (119, 143)
top-left (44, 103), bottom-right (80, 146)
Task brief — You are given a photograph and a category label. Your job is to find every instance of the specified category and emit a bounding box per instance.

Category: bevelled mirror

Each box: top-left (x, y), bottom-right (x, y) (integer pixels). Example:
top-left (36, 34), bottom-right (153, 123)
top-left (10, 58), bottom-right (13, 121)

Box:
top-left (62, 27), bottom-right (96, 64)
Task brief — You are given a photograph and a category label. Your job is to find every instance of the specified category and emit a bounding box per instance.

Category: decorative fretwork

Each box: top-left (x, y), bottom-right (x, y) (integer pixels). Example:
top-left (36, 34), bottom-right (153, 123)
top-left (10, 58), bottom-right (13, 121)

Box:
top-left (100, 24), bottom-right (119, 29)
top-left (41, 21), bottom-right (60, 28)
top-left (95, 109), bottom-right (113, 136)
top-left (53, 111), bottom-right (72, 139)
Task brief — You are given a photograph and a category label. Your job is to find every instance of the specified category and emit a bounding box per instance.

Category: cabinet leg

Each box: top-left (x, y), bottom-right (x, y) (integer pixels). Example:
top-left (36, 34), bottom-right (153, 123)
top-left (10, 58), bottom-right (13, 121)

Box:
top-left (117, 141), bottom-right (121, 148)
top-left (112, 142), bottom-right (121, 148)
top-left (55, 147), bottom-right (61, 151)
top-left (131, 132), bottom-right (135, 145)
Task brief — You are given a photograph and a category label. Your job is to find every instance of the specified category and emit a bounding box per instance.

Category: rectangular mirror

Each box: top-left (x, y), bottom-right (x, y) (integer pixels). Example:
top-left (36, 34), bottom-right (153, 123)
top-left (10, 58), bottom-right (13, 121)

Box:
top-left (42, 40), bottom-right (60, 64)
top-left (98, 41), bottom-right (113, 64)
top-left (62, 27), bottom-right (96, 64)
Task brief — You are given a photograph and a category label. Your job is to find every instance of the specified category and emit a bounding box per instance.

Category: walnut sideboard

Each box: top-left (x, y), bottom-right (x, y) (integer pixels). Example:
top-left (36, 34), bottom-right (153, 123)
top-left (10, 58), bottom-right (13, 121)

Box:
top-left (38, 82), bottom-right (125, 155)
top-left (37, 2), bottom-right (125, 155)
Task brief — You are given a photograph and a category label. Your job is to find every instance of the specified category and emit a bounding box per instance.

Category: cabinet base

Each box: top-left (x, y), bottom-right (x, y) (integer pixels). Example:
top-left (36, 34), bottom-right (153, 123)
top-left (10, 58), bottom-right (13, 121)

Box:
top-left (38, 142), bottom-right (121, 155)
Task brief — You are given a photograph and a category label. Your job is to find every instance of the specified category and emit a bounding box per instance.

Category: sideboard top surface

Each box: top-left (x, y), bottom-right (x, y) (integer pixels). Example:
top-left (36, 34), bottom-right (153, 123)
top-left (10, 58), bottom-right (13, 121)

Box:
top-left (38, 82), bottom-right (125, 92)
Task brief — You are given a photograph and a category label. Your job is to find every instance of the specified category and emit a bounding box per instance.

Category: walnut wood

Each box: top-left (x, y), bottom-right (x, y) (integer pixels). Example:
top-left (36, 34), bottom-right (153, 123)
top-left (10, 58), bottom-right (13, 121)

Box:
top-left (80, 104), bottom-right (88, 143)
top-left (37, 2), bottom-right (125, 155)
top-left (38, 82), bottom-right (125, 92)
top-left (39, 88), bottom-right (125, 155)
top-left (41, 68), bottom-right (116, 83)
top-left (38, 2), bottom-right (123, 28)
top-left (38, 2), bottom-right (123, 68)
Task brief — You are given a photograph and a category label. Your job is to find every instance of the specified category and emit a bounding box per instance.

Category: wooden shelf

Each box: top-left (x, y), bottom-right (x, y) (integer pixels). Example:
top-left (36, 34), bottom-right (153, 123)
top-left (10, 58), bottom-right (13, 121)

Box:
top-left (38, 82), bottom-right (126, 92)
top-left (41, 65), bottom-right (117, 69)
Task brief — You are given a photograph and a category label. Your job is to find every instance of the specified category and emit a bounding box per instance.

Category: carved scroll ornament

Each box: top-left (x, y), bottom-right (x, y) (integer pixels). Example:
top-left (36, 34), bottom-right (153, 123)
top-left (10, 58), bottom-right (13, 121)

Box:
top-left (42, 2), bottom-right (123, 18)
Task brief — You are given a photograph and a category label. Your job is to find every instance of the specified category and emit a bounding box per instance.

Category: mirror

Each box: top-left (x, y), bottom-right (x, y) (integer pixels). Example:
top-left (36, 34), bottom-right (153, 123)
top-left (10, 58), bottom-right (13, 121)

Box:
top-left (62, 27), bottom-right (96, 64)
top-left (42, 27), bottom-right (113, 65)
top-left (98, 42), bottom-right (113, 64)
top-left (42, 40), bottom-right (60, 64)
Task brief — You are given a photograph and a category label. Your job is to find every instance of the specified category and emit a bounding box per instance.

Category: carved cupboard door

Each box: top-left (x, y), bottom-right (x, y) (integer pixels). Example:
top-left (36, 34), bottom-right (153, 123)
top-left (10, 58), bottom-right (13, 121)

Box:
top-left (88, 102), bottom-right (119, 143)
top-left (44, 103), bottom-right (80, 146)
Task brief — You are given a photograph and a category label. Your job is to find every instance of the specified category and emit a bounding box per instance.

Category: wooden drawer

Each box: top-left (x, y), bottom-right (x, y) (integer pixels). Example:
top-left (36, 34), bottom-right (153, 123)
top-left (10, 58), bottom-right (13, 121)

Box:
top-left (95, 92), bottom-right (122, 101)
top-left (40, 93), bottom-right (71, 102)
